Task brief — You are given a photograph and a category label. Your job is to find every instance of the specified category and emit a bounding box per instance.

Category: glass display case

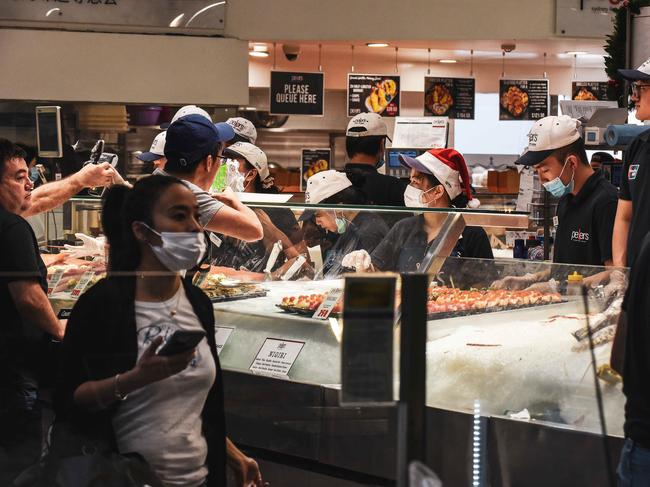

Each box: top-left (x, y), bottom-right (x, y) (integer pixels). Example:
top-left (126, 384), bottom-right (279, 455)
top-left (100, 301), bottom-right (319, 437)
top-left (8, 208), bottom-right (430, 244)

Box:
top-left (43, 198), bottom-right (626, 485)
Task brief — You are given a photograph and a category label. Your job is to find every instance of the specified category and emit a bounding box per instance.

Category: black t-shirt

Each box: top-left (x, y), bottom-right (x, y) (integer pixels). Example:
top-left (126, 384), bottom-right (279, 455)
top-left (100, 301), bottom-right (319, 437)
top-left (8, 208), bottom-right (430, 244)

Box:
top-left (622, 232), bottom-right (650, 445)
top-left (619, 129), bottom-right (650, 266)
top-left (0, 207), bottom-right (48, 391)
top-left (344, 163), bottom-right (408, 228)
top-left (370, 215), bottom-right (494, 272)
top-left (322, 212), bottom-right (389, 276)
top-left (344, 163), bottom-right (407, 207)
top-left (553, 170), bottom-right (618, 266)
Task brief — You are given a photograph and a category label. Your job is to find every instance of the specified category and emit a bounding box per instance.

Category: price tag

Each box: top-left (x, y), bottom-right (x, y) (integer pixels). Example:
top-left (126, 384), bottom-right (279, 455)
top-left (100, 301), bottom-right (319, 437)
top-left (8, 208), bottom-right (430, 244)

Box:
top-left (250, 338), bottom-right (305, 377)
top-left (312, 287), bottom-right (343, 320)
top-left (70, 272), bottom-right (94, 298)
top-left (209, 233), bottom-right (222, 248)
top-left (57, 308), bottom-right (73, 319)
top-left (47, 268), bottom-right (65, 295)
top-left (553, 216), bottom-right (559, 227)
top-left (215, 326), bottom-right (234, 356)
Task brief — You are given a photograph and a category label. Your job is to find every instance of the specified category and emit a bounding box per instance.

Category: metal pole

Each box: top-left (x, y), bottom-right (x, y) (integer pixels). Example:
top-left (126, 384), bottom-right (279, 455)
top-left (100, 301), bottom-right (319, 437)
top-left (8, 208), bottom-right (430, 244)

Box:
top-left (397, 273), bottom-right (428, 487)
top-left (625, 7), bottom-right (633, 100)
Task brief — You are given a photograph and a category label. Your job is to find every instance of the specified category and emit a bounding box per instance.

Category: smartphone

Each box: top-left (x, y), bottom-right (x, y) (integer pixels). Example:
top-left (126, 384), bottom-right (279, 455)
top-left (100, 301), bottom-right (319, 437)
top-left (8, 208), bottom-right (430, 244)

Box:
top-left (157, 330), bottom-right (206, 356)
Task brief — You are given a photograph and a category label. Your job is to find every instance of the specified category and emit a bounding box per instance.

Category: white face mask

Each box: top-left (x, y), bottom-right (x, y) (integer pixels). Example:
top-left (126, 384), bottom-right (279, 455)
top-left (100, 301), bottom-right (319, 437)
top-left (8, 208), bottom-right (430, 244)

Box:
top-left (225, 159), bottom-right (245, 192)
top-left (404, 184), bottom-right (435, 208)
top-left (141, 223), bottom-right (206, 272)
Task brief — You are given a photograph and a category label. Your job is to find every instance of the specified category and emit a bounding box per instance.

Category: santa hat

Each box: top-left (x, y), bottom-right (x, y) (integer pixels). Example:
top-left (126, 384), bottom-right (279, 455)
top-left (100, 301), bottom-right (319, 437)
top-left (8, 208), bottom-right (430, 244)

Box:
top-left (399, 148), bottom-right (480, 208)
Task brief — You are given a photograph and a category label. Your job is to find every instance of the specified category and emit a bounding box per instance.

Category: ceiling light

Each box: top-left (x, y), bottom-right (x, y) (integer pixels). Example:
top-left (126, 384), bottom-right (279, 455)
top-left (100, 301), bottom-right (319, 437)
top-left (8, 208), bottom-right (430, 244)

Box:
top-left (565, 51), bottom-right (588, 56)
top-left (252, 44), bottom-right (268, 52)
top-left (249, 51), bottom-right (269, 58)
top-left (366, 42), bottom-right (389, 48)
top-left (439, 59), bottom-right (457, 64)
top-left (169, 13), bottom-right (185, 27)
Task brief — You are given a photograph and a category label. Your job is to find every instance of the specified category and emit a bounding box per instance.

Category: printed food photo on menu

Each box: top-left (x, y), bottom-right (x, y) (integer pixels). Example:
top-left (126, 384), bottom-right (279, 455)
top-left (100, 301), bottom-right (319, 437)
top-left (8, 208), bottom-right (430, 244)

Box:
top-left (366, 78), bottom-right (398, 114)
top-left (425, 82), bottom-right (454, 116)
top-left (500, 84), bottom-right (529, 118)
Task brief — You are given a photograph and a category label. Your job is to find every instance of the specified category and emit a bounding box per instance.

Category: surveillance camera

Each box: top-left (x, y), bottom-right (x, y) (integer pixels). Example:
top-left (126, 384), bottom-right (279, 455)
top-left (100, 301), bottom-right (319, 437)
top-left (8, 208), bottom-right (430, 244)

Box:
top-left (282, 44), bottom-right (301, 62)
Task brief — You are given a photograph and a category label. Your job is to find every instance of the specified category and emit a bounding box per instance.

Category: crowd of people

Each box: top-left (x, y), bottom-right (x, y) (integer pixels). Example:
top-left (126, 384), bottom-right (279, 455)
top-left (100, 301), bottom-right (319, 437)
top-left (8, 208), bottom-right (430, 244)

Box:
top-left (1, 56), bottom-right (650, 486)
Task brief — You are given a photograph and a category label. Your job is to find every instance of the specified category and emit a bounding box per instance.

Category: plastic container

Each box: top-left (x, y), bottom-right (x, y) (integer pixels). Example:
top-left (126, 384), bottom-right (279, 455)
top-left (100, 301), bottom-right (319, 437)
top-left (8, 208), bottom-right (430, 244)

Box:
top-left (513, 239), bottom-right (527, 259)
top-left (566, 271), bottom-right (584, 295)
top-left (127, 106), bottom-right (162, 126)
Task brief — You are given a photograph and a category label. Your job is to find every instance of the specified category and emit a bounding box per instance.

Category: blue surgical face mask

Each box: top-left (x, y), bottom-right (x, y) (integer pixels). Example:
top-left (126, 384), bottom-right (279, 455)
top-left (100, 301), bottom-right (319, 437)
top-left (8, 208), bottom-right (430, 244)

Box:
top-left (375, 155), bottom-right (385, 169)
top-left (335, 216), bottom-right (347, 234)
top-left (29, 167), bottom-right (39, 183)
top-left (543, 159), bottom-right (575, 198)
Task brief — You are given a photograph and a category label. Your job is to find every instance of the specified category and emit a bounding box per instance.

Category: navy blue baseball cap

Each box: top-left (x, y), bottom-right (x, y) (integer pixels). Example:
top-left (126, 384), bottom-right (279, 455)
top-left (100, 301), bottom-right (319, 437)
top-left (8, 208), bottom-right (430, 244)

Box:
top-left (164, 114), bottom-right (235, 170)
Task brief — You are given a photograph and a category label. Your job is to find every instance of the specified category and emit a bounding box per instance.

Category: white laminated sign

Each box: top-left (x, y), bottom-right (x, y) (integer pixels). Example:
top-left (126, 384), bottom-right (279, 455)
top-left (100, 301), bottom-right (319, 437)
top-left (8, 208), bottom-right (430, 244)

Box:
top-left (215, 326), bottom-right (234, 356)
top-left (250, 338), bottom-right (305, 377)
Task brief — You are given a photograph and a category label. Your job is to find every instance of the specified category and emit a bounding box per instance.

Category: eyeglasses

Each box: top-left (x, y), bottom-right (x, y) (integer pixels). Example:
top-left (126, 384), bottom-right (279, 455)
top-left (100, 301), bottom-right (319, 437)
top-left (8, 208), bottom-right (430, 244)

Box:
top-left (631, 82), bottom-right (650, 98)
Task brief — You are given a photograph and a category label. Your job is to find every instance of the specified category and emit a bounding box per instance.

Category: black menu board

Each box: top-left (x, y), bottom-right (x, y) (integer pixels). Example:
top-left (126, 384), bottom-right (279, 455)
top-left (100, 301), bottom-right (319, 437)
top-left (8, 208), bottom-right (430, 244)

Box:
top-left (270, 71), bottom-right (324, 116)
top-left (424, 77), bottom-right (475, 119)
top-left (301, 148), bottom-right (331, 191)
top-left (499, 79), bottom-right (549, 121)
top-left (571, 81), bottom-right (609, 101)
top-left (347, 74), bottom-right (400, 117)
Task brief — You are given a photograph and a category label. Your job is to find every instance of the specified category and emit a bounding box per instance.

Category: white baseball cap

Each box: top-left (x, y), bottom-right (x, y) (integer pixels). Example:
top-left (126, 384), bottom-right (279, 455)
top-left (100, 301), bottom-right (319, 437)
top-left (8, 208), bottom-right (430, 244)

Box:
top-left (619, 57), bottom-right (650, 81)
top-left (161, 105), bottom-right (212, 128)
top-left (226, 117), bottom-right (258, 144)
top-left (137, 131), bottom-right (166, 162)
top-left (346, 113), bottom-right (391, 140)
top-left (305, 170), bottom-right (352, 204)
top-left (514, 115), bottom-right (582, 166)
top-left (223, 142), bottom-right (269, 180)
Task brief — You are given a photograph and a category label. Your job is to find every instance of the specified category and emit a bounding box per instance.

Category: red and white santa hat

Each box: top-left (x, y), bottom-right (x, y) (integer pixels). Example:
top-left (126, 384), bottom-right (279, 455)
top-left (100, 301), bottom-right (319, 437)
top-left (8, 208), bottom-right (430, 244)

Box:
top-left (399, 148), bottom-right (480, 208)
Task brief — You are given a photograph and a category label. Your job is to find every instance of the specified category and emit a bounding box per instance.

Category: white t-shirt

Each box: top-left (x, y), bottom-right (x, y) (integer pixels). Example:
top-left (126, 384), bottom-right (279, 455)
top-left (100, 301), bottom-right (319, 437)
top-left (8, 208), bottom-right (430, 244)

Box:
top-left (112, 287), bottom-right (216, 487)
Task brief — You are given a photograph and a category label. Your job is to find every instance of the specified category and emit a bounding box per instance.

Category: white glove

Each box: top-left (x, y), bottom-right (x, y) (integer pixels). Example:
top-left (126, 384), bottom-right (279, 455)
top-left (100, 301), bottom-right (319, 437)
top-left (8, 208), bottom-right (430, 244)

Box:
top-left (491, 273), bottom-right (538, 290)
top-left (603, 269), bottom-right (627, 301)
top-left (342, 250), bottom-right (372, 272)
top-left (62, 233), bottom-right (106, 259)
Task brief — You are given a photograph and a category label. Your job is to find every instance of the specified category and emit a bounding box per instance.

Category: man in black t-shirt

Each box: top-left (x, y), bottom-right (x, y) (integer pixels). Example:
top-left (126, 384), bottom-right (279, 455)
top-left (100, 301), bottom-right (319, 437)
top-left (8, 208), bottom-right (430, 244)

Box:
top-left (613, 58), bottom-right (650, 268)
top-left (0, 140), bottom-right (64, 484)
top-left (343, 113), bottom-right (407, 218)
top-left (611, 232), bottom-right (650, 486)
top-left (492, 116), bottom-right (618, 291)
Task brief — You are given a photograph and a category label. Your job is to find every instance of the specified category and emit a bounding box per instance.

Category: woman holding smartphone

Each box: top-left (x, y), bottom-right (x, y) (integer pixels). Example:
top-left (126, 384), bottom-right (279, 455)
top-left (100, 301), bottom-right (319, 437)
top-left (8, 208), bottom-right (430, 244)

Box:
top-left (53, 175), bottom-right (265, 487)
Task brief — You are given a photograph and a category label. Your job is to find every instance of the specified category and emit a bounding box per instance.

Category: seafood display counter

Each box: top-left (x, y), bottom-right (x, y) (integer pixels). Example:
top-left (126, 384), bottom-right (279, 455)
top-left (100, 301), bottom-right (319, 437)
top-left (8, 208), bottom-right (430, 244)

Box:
top-left (44, 201), bottom-right (626, 486)
top-left (205, 259), bottom-right (626, 486)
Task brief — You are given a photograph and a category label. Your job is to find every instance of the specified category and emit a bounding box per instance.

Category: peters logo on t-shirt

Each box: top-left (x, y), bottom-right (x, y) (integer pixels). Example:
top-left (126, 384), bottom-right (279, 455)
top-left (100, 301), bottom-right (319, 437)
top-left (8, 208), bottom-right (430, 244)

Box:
top-left (571, 228), bottom-right (590, 243)
top-left (629, 164), bottom-right (640, 180)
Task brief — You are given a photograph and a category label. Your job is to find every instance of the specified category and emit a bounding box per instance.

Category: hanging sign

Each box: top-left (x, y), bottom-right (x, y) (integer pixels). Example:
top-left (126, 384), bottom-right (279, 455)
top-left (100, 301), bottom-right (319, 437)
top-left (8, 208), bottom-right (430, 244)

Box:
top-left (571, 81), bottom-right (610, 101)
top-left (424, 77), bottom-right (475, 119)
top-left (348, 74), bottom-right (401, 117)
top-left (250, 338), bottom-right (305, 377)
top-left (300, 148), bottom-right (331, 190)
top-left (270, 71), bottom-right (324, 116)
top-left (499, 79), bottom-right (549, 121)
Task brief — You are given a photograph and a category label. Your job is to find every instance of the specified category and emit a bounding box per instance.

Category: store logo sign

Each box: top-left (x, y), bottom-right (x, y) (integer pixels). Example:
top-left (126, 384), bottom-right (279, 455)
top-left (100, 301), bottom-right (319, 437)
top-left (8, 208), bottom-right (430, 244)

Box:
top-left (571, 229), bottom-right (590, 243)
